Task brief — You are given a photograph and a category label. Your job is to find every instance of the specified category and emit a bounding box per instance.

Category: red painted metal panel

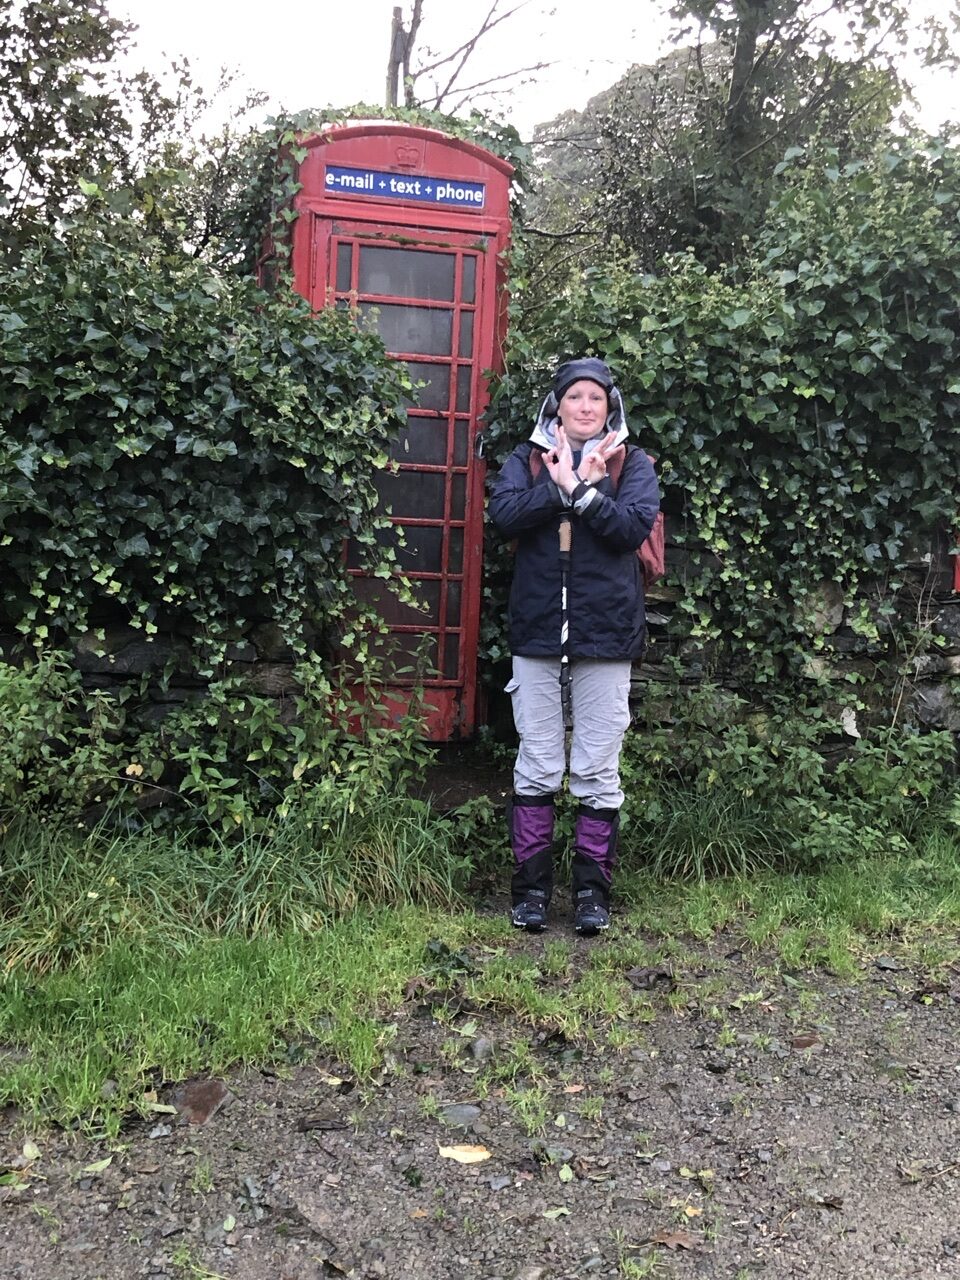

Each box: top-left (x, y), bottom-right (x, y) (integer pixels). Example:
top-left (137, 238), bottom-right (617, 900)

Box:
top-left (289, 124), bottom-right (511, 740)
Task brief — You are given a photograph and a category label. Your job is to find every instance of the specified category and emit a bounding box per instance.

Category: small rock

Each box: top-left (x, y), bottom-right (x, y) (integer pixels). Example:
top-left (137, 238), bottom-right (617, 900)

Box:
top-left (439, 1103), bottom-right (481, 1128)
top-left (100, 1078), bottom-right (118, 1100)
top-left (543, 1146), bottom-right (574, 1164)
top-left (471, 1037), bottom-right (495, 1063)
top-left (148, 1124), bottom-right (172, 1140)
top-left (651, 1158), bottom-right (672, 1174)
top-left (757, 1149), bottom-right (773, 1163)
top-left (484, 1175), bottom-right (512, 1191)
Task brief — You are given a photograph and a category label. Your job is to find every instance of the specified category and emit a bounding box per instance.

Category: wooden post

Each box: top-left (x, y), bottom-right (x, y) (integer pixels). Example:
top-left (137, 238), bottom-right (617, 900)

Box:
top-left (386, 6), bottom-right (404, 107)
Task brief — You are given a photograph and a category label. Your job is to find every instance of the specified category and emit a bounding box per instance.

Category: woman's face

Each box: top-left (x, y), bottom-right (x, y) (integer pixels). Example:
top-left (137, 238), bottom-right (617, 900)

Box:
top-left (558, 379), bottom-right (608, 445)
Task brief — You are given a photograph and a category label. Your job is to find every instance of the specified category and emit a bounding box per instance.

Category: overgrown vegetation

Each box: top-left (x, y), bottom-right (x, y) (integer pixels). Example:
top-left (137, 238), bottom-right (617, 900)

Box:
top-left (0, 219), bottom-right (409, 665)
top-left (486, 134), bottom-right (960, 692)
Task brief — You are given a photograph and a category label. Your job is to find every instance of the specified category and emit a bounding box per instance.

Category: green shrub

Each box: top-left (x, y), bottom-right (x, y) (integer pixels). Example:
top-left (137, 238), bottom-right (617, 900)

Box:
top-left (619, 683), bottom-right (956, 877)
top-left (0, 217), bottom-right (409, 668)
top-left (487, 136), bottom-right (960, 688)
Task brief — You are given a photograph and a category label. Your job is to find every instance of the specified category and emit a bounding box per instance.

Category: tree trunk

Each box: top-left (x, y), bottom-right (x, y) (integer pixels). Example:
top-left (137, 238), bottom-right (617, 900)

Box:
top-left (386, 6), bottom-right (404, 107)
top-left (725, 0), bottom-right (764, 157)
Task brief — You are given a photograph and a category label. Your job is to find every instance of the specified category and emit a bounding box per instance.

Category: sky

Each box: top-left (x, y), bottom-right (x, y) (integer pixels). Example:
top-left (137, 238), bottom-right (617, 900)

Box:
top-left (109, 0), bottom-right (668, 138)
top-left (109, 0), bottom-right (957, 141)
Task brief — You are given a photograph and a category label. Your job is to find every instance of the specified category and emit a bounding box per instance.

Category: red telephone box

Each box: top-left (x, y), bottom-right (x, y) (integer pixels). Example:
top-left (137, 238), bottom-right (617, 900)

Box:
top-left (289, 123), bottom-right (512, 740)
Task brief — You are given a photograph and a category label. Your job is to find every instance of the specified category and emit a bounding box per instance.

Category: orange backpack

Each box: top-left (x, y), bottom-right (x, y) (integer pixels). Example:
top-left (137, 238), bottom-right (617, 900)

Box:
top-left (528, 444), bottom-right (666, 590)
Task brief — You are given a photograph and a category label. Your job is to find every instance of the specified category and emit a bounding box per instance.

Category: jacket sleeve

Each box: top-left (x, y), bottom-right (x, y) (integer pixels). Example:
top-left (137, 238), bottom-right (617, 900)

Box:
top-left (488, 444), bottom-right (565, 537)
top-left (578, 447), bottom-right (660, 552)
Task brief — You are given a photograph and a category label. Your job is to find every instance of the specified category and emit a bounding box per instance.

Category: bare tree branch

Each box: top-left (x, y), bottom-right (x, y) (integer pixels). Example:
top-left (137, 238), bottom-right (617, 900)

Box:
top-left (414, 1), bottom-right (528, 78)
top-left (435, 60), bottom-right (550, 103)
top-left (402, 0), bottom-right (424, 107)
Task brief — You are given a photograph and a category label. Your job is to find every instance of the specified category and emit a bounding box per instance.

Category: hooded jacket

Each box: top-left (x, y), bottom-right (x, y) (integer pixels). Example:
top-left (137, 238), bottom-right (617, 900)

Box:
top-left (488, 378), bottom-right (661, 661)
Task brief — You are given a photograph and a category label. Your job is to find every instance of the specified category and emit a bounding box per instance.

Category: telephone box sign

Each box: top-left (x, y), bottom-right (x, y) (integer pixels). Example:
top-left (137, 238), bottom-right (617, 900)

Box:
top-left (324, 164), bottom-right (485, 209)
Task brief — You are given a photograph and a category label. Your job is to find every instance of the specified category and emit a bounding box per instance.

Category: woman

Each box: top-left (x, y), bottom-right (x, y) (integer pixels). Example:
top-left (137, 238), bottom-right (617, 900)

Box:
top-left (488, 357), bottom-right (660, 935)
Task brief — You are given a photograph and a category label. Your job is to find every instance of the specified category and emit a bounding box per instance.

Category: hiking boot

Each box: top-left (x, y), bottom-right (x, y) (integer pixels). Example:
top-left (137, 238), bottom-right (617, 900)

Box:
top-left (508, 794), bottom-right (555, 933)
top-left (511, 889), bottom-right (549, 933)
top-left (570, 805), bottom-right (618, 936)
top-left (574, 889), bottom-right (609, 935)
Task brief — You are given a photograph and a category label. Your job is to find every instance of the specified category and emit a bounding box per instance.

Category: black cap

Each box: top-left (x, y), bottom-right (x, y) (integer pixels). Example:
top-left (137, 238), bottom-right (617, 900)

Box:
top-left (553, 357), bottom-right (614, 403)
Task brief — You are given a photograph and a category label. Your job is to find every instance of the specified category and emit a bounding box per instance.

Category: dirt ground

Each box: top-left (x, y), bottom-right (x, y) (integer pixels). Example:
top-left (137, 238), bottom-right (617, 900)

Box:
top-left (4, 905), bottom-right (960, 1280)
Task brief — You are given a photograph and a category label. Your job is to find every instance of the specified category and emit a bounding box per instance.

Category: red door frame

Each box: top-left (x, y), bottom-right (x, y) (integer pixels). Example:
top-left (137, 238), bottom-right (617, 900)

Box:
top-left (289, 125), bottom-right (512, 739)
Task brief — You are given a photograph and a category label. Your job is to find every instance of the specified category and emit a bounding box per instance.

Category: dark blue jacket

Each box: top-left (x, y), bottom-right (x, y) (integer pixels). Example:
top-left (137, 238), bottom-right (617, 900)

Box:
top-left (489, 441), bottom-right (660, 661)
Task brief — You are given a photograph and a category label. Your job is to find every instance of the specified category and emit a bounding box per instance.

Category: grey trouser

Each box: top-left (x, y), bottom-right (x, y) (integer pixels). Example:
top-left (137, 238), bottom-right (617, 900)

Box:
top-left (506, 656), bottom-right (632, 810)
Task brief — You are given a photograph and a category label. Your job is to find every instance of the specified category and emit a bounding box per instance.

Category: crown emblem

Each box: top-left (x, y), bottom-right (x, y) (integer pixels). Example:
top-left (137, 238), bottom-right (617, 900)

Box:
top-left (395, 145), bottom-right (420, 167)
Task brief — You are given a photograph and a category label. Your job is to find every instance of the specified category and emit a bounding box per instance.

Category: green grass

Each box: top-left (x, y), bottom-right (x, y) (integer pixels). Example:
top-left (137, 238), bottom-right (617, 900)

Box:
top-left (618, 827), bottom-right (960, 967)
top-left (0, 793), bottom-right (470, 973)
top-left (0, 905), bottom-right (502, 1135)
top-left (4, 790), bottom-right (960, 1134)
top-left (636, 784), bottom-right (784, 880)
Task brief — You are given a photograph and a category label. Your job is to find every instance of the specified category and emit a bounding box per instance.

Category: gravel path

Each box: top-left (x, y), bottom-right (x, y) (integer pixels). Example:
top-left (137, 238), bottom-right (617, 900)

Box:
top-left (3, 917), bottom-right (960, 1280)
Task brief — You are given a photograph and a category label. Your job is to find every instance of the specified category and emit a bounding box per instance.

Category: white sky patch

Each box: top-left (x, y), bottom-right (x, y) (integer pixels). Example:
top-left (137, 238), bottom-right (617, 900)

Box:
top-left (109, 0), bottom-right (956, 140)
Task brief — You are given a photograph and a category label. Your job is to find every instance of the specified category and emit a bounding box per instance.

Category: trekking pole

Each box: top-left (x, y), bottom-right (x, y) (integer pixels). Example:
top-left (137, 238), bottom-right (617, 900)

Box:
top-left (558, 512), bottom-right (573, 731)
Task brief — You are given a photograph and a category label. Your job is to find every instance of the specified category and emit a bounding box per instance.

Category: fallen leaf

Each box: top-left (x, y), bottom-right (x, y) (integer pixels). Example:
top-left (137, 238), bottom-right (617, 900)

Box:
top-left (222, 1214), bottom-right (236, 1232)
top-left (297, 1110), bottom-right (348, 1132)
top-left (409, 1207), bottom-right (429, 1219)
top-left (403, 976), bottom-right (430, 1001)
top-left (437, 1144), bottom-right (490, 1164)
top-left (791, 1033), bottom-right (823, 1051)
top-left (543, 1206), bottom-right (570, 1220)
top-left (563, 1084), bottom-right (585, 1095)
top-left (22, 1141), bottom-right (41, 1162)
top-left (171, 1079), bottom-right (232, 1126)
top-left (143, 1102), bottom-right (178, 1115)
top-left (649, 1229), bottom-right (698, 1250)
top-left (316, 1071), bottom-right (345, 1088)
top-left (683, 1204), bottom-right (703, 1218)
top-left (729, 990), bottom-right (765, 1010)
top-left (553, 1113), bottom-right (567, 1128)
top-left (83, 1156), bottom-right (113, 1174)
top-left (625, 967), bottom-right (676, 992)
top-left (558, 1164), bottom-right (574, 1183)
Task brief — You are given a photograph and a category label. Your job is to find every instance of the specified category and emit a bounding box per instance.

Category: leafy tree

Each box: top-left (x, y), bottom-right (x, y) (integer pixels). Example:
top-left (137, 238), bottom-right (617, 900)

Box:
top-left (0, 0), bottom-right (267, 267)
top-left (531, 0), bottom-right (958, 269)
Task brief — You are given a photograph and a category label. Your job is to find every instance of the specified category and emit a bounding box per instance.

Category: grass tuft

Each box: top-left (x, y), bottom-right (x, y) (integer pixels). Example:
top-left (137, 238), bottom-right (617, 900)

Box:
top-left (0, 792), bottom-right (470, 974)
top-left (637, 784), bottom-right (784, 881)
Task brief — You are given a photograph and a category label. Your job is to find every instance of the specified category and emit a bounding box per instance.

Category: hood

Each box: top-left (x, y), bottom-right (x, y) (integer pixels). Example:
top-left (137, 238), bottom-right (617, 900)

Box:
top-left (529, 376), bottom-right (630, 456)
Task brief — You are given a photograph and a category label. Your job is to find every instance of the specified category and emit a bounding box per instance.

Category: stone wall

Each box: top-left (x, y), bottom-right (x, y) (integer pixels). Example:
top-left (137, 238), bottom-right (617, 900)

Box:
top-left (636, 530), bottom-right (960, 736)
top-left (5, 535), bottom-right (959, 741)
